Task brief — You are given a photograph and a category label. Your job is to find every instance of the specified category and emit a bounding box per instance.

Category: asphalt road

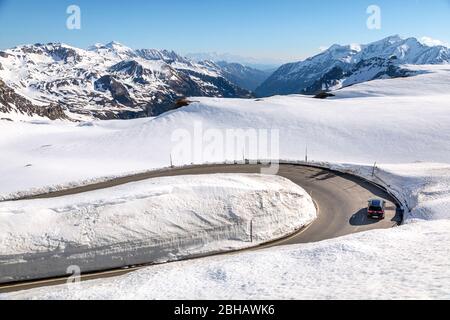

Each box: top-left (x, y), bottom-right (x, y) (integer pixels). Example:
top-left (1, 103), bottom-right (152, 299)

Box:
top-left (0, 164), bottom-right (402, 293)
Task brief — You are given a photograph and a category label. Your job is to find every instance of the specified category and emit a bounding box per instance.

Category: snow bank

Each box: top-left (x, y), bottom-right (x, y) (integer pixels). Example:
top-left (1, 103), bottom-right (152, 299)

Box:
top-left (326, 162), bottom-right (450, 222)
top-left (333, 65), bottom-right (450, 98)
top-left (0, 174), bottom-right (316, 284)
top-left (5, 164), bottom-right (450, 300)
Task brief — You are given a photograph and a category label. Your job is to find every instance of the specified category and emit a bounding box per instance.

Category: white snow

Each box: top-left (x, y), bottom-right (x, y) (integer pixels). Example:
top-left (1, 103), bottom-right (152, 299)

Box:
top-left (0, 42), bottom-right (228, 119)
top-left (327, 162), bottom-right (450, 223)
top-left (1, 64), bottom-right (450, 299)
top-left (420, 36), bottom-right (450, 48)
top-left (6, 219), bottom-right (449, 300)
top-left (1, 65), bottom-right (450, 199)
top-left (4, 163), bottom-right (449, 300)
top-left (0, 174), bottom-right (316, 283)
top-left (334, 64), bottom-right (450, 97)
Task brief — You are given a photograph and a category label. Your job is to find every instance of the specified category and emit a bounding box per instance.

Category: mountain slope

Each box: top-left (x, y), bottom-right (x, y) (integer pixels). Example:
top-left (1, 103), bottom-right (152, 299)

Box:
top-left (0, 42), bottom-right (252, 121)
top-left (216, 61), bottom-right (271, 91)
top-left (186, 52), bottom-right (282, 71)
top-left (255, 36), bottom-right (450, 97)
top-left (0, 79), bottom-right (68, 121)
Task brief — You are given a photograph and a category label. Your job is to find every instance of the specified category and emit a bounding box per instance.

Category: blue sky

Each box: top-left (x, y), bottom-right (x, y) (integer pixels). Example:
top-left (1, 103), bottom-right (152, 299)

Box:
top-left (0, 0), bottom-right (449, 62)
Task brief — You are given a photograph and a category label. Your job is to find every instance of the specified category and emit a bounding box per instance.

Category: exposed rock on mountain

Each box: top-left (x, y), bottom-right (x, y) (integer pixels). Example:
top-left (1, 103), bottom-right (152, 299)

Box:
top-left (0, 42), bottom-right (252, 121)
top-left (0, 80), bottom-right (67, 120)
top-left (256, 36), bottom-right (450, 97)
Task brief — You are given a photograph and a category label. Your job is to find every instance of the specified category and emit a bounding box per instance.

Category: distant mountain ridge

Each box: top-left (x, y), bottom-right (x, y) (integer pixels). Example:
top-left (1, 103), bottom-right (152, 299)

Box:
top-left (255, 35), bottom-right (450, 97)
top-left (216, 61), bottom-right (272, 91)
top-left (186, 52), bottom-right (283, 71)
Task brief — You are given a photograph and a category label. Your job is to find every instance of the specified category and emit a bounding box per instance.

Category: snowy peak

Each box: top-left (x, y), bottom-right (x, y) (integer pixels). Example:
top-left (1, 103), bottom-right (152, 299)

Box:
top-left (136, 49), bottom-right (189, 64)
top-left (87, 41), bottom-right (137, 60)
top-left (370, 34), bottom-right (403, 47)
top-left (0, 42), bottom-right (252, 121)
top-left (7, 42), bottom-right (83, 64)
top-left (87, 42), bottom-right (189, 64)
top-left (88, 41), bottom-right (132, 51)
top-left (256, 35), bottom-right (450, 97)
top-left (104, 41), bottom-right (129, 49)
top-left (314, 36), bottom-right (448, 66)
top-left (359, 36), bottom-right (429, 63)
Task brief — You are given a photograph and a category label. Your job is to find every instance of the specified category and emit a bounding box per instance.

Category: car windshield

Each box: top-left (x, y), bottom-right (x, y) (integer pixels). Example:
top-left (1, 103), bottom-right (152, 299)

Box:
top-left (369, 206), bottom-right (383, 211)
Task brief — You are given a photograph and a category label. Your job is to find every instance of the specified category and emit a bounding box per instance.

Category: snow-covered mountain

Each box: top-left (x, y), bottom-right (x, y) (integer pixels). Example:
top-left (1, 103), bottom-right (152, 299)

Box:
top-left (0, 42), bottom-right (252, 121)
top-left (184, 52), bottom-right (276, 91)
top-left (2, 36), bottom-right (449, 121)
top-left (215, 61), bottom-right (271, 91)
top-left (186, 52), bottom-right (283, 71)
top-left (255, 35), bottom-right (450, 97)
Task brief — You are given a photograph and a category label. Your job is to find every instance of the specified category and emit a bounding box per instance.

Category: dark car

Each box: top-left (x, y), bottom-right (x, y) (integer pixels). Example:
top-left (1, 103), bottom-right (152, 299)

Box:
top-left (367, 199), bottom-right (386, 220)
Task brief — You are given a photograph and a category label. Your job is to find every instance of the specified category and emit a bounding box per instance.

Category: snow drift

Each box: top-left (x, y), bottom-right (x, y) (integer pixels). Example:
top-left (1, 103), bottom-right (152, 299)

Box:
top-left (0, 174), bottom-right (316, 283)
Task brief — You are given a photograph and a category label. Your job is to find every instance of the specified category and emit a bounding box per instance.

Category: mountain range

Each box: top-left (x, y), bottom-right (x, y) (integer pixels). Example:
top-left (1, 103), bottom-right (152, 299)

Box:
top-left (255, 35), bottom-right (450, 97)
top-left (215, 61), bottom-right (272, 91)
top-left (1, 36), bottom-right (449, 121)
top-left (185, 52), bottom-right (283, 71)
top-left (0, 42), bottom-right (264, 121)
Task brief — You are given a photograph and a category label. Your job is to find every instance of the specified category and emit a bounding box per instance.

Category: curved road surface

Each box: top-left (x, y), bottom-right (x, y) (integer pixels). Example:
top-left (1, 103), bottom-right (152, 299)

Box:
top-left (0, 164), bottom-right (402, 293)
